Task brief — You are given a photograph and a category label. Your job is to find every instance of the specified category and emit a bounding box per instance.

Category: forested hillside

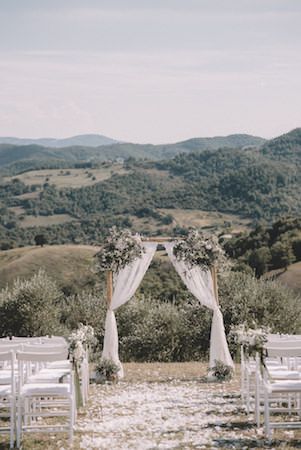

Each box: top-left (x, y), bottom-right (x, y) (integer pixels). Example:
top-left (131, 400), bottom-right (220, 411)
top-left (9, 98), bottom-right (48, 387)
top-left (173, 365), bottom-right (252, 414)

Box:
top-left (225, 217), bottom-right (301, 276)
top-left (0, 128), bottom-right (300, 250)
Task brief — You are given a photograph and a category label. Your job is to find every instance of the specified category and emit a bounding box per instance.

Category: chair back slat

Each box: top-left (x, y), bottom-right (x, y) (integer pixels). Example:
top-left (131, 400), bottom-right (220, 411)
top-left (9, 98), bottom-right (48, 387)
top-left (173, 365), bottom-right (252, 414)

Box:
top-left (266, 346), bottom-right (301, 358)
top-left (23, 344), bottom-right (68, 359)
top-left (0, 343), bottom-right (24, 351)
top-left (0, 350), bottom-right (15, 361)
top-left (16, 350), bottom-right (69, 363)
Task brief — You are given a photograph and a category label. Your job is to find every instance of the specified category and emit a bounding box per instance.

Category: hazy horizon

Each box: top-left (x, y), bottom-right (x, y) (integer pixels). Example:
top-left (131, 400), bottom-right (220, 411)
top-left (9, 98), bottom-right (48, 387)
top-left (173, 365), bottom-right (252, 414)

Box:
top-left (0, 0), bottom-right (300, 144)
top-left (0, 128), bottom-right (291, 146)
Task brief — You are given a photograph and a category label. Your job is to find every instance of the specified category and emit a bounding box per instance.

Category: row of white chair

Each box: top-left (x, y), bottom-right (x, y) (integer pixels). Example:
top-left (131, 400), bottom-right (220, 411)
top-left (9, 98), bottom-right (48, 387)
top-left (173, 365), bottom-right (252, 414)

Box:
top-left (0, 337), bottom-right (90, 448)
top-left (0, 337), bottom-right (90, 405)
top-left (241, 334), bottom-right (301, 440)
top-left (0, 349), bottom-right (74, 448)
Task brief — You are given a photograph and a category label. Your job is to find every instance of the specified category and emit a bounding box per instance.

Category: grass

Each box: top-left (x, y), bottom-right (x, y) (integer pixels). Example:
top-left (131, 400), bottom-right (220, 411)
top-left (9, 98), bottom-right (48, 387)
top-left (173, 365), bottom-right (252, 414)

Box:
top-left (266, 262), bottom-right (301, 294)
top-left (0, 245), bottom-right (100, 290)
top-left (7, 165), bottom-right (128, 189)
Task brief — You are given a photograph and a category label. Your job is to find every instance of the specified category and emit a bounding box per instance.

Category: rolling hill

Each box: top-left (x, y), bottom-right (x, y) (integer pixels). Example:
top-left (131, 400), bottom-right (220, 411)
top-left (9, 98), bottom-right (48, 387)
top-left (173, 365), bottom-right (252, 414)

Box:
top-left (261, 127), bottom-right (301, 162)
top-left (0, 245), bottom-right (100, 291)
top-left (0, 134), bottom-right (119, 148)
top-left (0, 133), bottom-right (265, 173)
top-left (0, 128), bottom-right (300, 250)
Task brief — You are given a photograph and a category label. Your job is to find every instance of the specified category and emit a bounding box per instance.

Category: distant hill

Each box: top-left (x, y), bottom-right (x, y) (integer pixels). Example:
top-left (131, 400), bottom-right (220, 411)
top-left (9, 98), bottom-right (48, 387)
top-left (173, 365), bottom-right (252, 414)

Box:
top-left (0, 134), bottom-right (119, 148)
top-left (169, 133), bottom-right (265, 152)
top-left (261, 128), bottom-right (301, 162)
top-left (1, 128), bottom-right (301, 250)
top-left (0, 245), bottom-right (100, 291)
top-left (0, 133), bottom-right (265, 172)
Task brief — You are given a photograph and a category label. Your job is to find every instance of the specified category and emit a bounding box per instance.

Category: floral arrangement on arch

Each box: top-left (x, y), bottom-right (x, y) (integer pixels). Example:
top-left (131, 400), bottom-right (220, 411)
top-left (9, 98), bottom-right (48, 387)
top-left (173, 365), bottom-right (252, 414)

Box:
top-left (95, 227), bottom-right (145, 273)
top-left (173, 229), bottom-right (225, 270)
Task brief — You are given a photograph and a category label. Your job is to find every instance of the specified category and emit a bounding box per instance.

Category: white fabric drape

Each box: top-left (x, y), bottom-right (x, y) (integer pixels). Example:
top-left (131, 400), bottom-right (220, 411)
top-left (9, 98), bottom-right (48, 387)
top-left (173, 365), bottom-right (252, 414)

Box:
top-left (102, 242), bottom-right (157, 377)
top-left (164, 242), bottom-right (233, 368)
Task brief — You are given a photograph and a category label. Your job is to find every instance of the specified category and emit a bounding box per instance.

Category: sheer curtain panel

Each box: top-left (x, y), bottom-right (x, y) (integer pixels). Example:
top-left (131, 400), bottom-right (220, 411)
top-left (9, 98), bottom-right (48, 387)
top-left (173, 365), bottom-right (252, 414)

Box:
top-left (102, 242), bottom-right (157, 377)
top-left (164, 242), bottom-right (233, 368)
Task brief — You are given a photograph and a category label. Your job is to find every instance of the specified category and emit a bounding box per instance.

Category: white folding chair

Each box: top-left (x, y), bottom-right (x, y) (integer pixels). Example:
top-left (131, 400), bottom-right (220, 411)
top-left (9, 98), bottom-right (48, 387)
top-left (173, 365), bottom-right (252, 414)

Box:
top-left (262, 347), bottom-right (301, 440)
top-left (0, 351), bottom-right (15, 448)
top-left (16, 350), bottom-right (75, 448)
top-left (0, 344), bottom-right (23, 386)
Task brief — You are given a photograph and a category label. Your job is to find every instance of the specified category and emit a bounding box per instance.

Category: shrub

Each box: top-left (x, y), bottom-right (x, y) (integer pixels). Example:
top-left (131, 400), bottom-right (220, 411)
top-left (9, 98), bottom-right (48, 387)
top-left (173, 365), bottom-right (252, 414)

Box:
top-left (60, 290), bottom-right (107, 336)
top-left (117, 296), bottom-right (212, 362)
top-left (63, 271), bottom-right (301, 363)
top-left (219, 271), bottom-right (301, 352)
top-left (0, 269), bottom-right (63, 336)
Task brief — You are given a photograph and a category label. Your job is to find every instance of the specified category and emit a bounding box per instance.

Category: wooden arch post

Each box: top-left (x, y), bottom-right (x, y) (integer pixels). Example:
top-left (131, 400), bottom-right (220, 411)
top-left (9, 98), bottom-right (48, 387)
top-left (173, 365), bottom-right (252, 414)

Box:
top-left (211, 265), bottom-right (219, 305)
top-left (106, 270), bottom-right (113, 308)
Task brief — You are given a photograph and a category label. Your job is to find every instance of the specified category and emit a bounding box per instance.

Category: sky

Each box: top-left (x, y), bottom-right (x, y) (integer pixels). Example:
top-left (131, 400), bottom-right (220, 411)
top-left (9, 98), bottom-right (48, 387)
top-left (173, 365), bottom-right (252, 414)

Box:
top-left (0, 0), bottom-right (300, 144)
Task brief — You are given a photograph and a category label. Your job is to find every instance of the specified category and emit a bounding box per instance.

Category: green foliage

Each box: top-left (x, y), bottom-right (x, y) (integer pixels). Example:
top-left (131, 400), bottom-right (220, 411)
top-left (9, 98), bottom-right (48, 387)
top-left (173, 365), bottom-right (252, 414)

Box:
top-left (261, 128), bottom-right (301, 163)
top-left (60, 290), bottom-right (107, 335)
top-left (0, 128), bottom-right (301, 249)
top-left (225, 217), bottom-right (301, 276)
top-left (138, 258), bottom-right (190, 303)
top-left (0, 269), bottom-right (63, 336)
top-left (34, 234), bottom-right (48, 247)
top-left (219, 271), bottom-right (301, 337)
top-left (0, 266), bottom-right (300, 362)
top-left (117, 297), bottom-right (212, 362)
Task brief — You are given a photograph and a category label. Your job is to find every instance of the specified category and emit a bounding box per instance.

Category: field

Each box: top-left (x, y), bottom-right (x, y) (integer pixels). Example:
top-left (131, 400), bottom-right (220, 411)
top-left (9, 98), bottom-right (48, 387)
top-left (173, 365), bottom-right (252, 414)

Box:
top-left (6, 164), bottom-right (128, 188)
top-left (128, 208), bottom-right (251, 236)
top-left (0, 245), bottom-right (101, 290)
top-left (18, 214), bottom-right (76, 228)
top-left (1, 362), bottom-right (300, 449)
top-left (159, 208), bottom-right (251, 233)
top-left (266, 262), bottom-right (301, 294)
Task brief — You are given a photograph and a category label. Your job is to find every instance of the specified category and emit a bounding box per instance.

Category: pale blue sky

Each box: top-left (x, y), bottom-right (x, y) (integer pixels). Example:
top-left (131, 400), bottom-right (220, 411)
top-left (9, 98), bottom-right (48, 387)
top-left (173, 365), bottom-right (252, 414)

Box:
top-left (0, 0), bottom-right (300, 143)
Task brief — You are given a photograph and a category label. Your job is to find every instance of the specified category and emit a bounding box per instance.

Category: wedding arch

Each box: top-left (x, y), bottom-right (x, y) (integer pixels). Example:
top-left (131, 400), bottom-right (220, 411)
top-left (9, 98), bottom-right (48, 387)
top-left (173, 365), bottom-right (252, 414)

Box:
top-left (96, 230), bottom-right (233, 378)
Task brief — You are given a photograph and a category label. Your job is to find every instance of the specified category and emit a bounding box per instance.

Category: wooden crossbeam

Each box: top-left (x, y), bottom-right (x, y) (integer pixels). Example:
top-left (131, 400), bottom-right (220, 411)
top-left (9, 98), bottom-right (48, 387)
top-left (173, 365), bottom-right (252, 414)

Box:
top-left (141, 237), bottom-right (175, 242)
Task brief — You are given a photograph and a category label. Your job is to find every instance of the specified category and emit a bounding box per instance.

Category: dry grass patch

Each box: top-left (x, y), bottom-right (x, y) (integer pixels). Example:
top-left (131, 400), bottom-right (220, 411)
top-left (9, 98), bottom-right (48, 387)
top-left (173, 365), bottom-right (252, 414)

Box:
top-left (18, 214), bottom-right (76, 228)
top-left (274, 262), bottom-right (301, 293)
top-left (123, 361), bottom-right (210, 383)
top-left (7, 165), bottom-right (128, 189)
top-left (0, 245), bottom-right (100, 290)
top-left (159, 208), bottom-right (251, 233)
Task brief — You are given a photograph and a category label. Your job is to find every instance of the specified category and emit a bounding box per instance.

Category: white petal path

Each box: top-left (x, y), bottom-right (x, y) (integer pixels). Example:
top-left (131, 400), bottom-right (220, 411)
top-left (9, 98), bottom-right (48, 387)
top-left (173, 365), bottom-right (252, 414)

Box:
top-left (76, 380), bottom-right (258, 449)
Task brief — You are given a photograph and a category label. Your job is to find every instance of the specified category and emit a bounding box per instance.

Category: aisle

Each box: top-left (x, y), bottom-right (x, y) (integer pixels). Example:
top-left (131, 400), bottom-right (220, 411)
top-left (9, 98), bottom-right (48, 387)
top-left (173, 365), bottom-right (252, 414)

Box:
top-left (75, 376), bottom-right (257, 449)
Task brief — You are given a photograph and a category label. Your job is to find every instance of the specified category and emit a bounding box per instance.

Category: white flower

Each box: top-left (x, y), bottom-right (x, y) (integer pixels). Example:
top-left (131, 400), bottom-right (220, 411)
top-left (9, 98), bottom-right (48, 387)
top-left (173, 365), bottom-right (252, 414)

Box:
top-left (95, 227), bottom-right (145, 273)
top-left (173, 229), bottom-right (225, 269)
